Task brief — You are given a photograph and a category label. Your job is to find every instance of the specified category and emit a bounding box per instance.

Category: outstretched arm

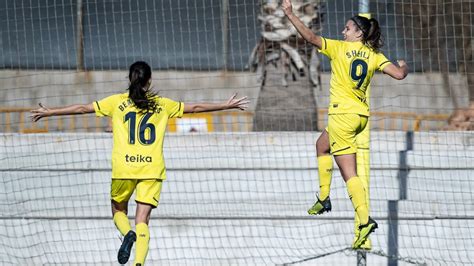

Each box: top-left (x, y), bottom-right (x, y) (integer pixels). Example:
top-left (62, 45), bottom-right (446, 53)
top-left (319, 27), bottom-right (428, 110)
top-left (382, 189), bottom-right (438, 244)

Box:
top-left (30, 103), bottom-right (95, 122)
top-left (183, 93), bottom-right (249, 114)
top-left (383, 60), bottom-right (409, 80)
top-left (282, 0), bottom-right (322, 49)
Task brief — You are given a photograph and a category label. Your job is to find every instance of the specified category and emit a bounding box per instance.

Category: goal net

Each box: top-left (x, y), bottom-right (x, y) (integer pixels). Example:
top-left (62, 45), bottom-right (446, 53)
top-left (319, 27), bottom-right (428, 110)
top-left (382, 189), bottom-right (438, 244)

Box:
top-left (0, 0), bottom-right (473, 265)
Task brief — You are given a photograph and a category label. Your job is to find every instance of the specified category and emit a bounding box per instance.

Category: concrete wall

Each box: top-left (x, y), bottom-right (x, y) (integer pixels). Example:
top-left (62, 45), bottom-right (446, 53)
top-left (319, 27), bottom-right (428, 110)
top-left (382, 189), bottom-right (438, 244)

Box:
top-left (0, 70), bottom-right (470, 114)
top-left (1, 131), bottom-right (473, 265)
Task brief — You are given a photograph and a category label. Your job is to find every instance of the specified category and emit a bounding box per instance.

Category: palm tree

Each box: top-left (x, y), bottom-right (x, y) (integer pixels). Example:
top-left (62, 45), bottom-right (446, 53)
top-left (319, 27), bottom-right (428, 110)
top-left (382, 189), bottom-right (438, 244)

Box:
top-left (249, 0), bottom-right (324, 131)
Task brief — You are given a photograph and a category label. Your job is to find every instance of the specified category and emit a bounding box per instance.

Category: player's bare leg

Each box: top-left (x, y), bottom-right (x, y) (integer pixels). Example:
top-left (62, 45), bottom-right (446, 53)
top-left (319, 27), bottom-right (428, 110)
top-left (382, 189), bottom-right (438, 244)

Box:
top-left (353, 123), bottom-right (372, 250)
top-left (334, 154), bottom-right (377, 249)
top-left (308, 130), bottom-right (333, 215)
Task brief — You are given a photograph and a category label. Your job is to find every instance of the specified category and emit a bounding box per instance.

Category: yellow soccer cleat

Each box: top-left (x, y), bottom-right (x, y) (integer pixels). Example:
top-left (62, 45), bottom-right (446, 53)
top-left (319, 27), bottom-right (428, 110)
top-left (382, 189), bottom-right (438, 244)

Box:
top-left (352, 237), bottom-right (372, 250)
top-left (353, 217), bottom-right (378, 249)
top-left (307, 195), bottom-right (332, 215)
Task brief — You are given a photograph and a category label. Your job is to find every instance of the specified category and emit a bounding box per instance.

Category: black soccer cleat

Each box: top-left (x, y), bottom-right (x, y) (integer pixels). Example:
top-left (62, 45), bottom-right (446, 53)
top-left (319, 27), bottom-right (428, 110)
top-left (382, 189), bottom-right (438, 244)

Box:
top-left (308, 195), bottom-right (332, 215)
top-left (118, 230), bottom-right (136, 264)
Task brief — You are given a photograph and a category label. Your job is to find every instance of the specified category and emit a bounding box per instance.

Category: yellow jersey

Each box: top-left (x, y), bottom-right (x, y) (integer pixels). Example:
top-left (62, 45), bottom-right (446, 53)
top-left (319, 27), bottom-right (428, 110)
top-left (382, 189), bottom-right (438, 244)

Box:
top-left (319, 37), bottom-right (391, 116)
top-left (93, 93), bottom-right (184, 180)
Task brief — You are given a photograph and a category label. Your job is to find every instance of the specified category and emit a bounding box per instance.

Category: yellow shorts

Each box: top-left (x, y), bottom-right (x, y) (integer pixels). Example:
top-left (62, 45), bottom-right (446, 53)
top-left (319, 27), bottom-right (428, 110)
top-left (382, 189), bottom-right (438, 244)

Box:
top-left (111, 179), bottom-right (163, 208)
top-left (327, 114), bottom-right (368, 155)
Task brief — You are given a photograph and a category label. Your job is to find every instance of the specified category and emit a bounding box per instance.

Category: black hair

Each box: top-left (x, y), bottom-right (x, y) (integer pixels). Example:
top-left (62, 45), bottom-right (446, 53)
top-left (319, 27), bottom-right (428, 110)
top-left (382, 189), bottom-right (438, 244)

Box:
top-left (350, 15), bottom-right (384, 52)
top-left (128, 61), bottom-right (157, 112)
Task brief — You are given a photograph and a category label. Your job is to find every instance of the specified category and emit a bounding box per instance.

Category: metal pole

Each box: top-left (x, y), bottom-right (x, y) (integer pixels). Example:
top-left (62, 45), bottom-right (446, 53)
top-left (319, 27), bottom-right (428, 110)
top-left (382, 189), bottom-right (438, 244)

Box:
top-left (388, 200), bottom-right (399, 266)
top-left (398, 131), bottom-right (413, 201)
top-left (357, 251), bottom-right (367, 266)
top-left (357, 1), bottom-right (370, 266)
top-left (76, 0), bottom-right (84, 71)
top-left (388, 131), bottom-right (413, 266)
top-left (359, 0), bottom-right (371, 19)
top-left (221, 0), bottom-right (229, 71)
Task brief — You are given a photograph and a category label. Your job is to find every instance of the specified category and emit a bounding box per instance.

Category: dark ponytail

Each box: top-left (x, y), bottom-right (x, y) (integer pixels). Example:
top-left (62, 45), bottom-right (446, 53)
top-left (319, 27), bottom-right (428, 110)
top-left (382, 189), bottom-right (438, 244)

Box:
top-left (351, 15), bottom-right (384, 52)
top-left (128, 61), bottom-right (157, 112)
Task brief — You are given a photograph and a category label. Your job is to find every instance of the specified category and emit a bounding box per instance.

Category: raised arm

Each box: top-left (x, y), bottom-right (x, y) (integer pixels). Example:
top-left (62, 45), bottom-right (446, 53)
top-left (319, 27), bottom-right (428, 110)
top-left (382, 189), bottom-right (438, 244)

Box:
top-left (183, 93), bottom-right (249, 114)
top-left (30, 103), bottom-right (95, 122)
top-left (281, 0), bottom-right (322, 49)
top-left (382, 60), bottom-right (409, 80)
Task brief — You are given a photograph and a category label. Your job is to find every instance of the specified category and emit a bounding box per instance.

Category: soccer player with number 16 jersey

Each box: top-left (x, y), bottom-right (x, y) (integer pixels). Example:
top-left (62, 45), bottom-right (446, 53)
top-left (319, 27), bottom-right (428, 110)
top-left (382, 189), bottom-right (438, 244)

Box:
top-left (31, 61), bottom-right (249, 265)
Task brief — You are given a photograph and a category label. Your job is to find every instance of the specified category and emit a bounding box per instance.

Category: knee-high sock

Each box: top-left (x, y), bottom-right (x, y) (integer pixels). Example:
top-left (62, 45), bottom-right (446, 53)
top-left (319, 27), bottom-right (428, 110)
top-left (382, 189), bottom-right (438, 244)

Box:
top-left (113, 212), bottom-right (132, 236)
top-left (347, 176), bottom-right (369, 225)
top-left (318, 155), bottom-right (333, 200)
top-left (134, 223), bottom-right (150, 265)
top-left (354, 148), bottom-right (370, 235)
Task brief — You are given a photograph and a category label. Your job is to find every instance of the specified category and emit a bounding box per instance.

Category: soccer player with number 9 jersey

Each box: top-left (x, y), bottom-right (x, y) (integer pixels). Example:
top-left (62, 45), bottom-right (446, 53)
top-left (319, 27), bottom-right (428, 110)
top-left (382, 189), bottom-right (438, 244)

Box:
top-left (282, 0), bottom-right (408, 249)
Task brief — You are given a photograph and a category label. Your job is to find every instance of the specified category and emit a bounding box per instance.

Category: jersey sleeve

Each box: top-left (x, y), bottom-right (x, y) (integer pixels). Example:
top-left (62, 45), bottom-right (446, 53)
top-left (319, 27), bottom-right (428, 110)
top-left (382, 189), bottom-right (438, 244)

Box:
top-left (375, 52), bottom-right (392, 72)
top-left (159, 97), bottom-right (184, 119)
top-left (318, 37), bottom-right (341, 60)
top-left (93, 94), bottom-right (120, 117)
